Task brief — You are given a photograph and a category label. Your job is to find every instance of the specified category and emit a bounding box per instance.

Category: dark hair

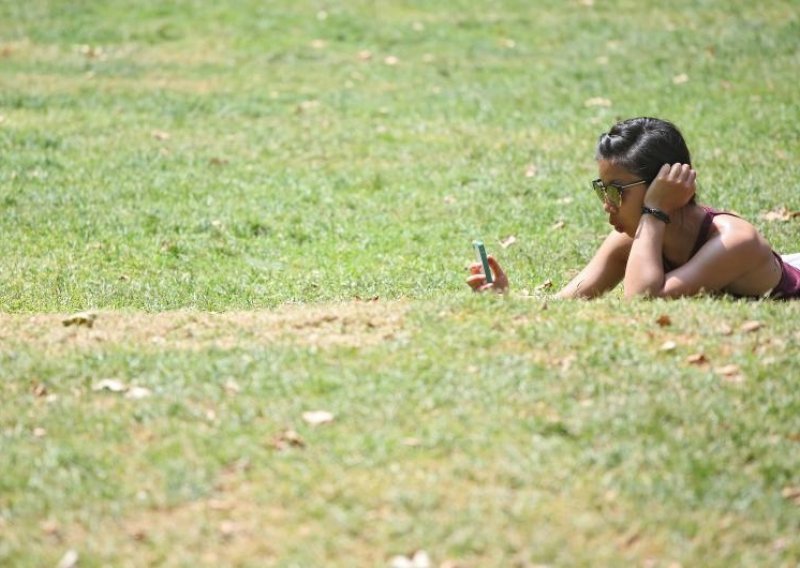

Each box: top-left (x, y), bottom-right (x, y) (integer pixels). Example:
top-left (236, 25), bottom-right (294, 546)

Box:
top-left (596, 117), bottom-right (692, 184)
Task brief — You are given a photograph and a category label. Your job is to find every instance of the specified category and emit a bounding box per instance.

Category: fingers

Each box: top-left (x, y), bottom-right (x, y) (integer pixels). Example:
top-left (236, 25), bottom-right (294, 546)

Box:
top-left (468, 262), bottom-right (483, 275)
top-left (466, 273), bottom-right (486, 291)
top-left (664, 163), bottom-right (696, 184)
top-left (487, 256), bottom-right (505, 279)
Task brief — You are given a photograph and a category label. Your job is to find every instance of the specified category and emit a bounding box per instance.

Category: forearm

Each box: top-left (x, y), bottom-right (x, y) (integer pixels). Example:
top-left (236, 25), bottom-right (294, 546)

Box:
top-left (624, 215), bottom-right (667, 298)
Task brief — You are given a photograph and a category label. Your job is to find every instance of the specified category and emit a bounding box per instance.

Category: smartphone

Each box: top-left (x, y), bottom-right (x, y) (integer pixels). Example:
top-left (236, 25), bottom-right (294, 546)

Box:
top-left (472, 240), bottom-right (493, 284)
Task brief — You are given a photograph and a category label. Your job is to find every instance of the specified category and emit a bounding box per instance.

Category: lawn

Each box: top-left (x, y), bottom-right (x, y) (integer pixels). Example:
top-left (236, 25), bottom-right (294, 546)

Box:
top-left (1, 0), bottom-right (799, 566)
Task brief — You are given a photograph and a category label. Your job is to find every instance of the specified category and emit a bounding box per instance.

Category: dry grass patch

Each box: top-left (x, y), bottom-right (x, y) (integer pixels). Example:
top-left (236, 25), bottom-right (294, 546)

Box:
top-left (0, 300), bottom-right (411, 354)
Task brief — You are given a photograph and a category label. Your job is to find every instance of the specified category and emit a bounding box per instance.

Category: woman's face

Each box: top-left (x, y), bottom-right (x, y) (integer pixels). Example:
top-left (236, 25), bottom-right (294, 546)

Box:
top-left (596, 159), bottom-right (647, 238)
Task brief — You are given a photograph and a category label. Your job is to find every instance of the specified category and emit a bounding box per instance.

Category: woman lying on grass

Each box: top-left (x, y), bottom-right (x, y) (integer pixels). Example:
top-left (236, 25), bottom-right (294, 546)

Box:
top-left (468, 117), bottom-right (800, 299)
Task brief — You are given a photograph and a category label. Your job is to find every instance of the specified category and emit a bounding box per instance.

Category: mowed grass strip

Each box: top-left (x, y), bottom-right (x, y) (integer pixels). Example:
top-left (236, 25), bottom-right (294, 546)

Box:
top-left (2, 298), bottom-right (799, 565)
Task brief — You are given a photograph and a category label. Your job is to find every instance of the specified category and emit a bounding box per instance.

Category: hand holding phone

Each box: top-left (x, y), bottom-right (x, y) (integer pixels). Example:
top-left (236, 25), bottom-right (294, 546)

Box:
top-left (466, 240), bottom-right (509, 293)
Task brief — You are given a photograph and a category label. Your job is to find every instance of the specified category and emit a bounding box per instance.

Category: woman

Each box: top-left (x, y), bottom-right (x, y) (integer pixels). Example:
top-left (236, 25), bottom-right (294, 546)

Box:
top-left (467, 117), bottom-right (800, 299)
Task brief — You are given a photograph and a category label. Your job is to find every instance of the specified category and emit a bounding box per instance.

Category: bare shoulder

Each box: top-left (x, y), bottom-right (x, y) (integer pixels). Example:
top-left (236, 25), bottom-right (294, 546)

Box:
top-left (710, 214), bottom-right (770, 256)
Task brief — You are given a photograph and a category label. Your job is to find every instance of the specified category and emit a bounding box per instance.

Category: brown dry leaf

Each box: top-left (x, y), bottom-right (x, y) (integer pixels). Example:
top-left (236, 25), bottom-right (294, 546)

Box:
top-left (443, 195), bottom-right (456, 205)
top-left (656, 314), bottom-right (672, 327)
top-left (718, 324), bottom-right (733, 336)
top-left (551, 220), bottom-right (566, 230)
top-left (33, 383), bottom-right (48, 397)
top-left (714, 364), bottom-right (744, 383)
top-left (40, 519), bottom-right (61, 536)
top-left (310, 39), bottom-right (327, 49)
top-left (672, 73), bottom-right (689, 84)
top-left (584, 97), bottom-right (612, 107)
top-left (223, 379), bottom-right (240, 395)
top-left (401, 437), bottom-right (421, 447)
top-left (740, 320), bottom-right (763, 333)
top-left (92, 378), bottom-right (127, 392)
top-left (524, 164), bottom-right (538, 178)
top-left (151, 130), bottom-right (170, 141)
top-left (33, 427), bottom-right (47, 438)
top-left (357, 50), bottom-right (372, 61)
top-left (686, 353), bottom-right (709, 366)
top-left (500, 235), bottom-right (517, 249)
top-left (781, 486), bottom-right (800, 505)
top-left (659, 340), bottom-right (677, 352)
top-left (536, 279), bottom-right (553, 291)
top-left (62, 311), bottom-right (97, 328)
top-left (218, 520), bottom-right (238, 539)
top-left (302, 410), bottom-right (335, 425)
top-left (760, 207), bottom-right (800, 222)
top-left (272, 429), bottom-right (305, 450)
top-left (384, 55), bottom-right (399, 65)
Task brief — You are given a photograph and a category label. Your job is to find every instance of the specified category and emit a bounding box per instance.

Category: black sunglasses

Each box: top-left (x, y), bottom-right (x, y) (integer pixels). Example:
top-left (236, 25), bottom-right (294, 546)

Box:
top-left (592, 178), bottom-right (647, 207)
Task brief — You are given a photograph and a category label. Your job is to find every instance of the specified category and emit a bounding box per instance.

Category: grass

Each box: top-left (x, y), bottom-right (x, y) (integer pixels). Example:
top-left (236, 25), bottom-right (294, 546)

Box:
top-left (1, 0), bottom-right (799, 566)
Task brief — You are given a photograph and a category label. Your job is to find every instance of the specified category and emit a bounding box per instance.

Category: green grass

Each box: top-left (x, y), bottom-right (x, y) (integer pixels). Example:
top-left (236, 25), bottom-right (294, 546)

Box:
top-left (1, 0), bottom-right (799, 565)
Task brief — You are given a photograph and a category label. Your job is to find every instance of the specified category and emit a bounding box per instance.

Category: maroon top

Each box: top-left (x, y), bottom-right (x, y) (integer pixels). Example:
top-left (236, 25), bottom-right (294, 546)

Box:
top-left (662, 206), bottom-right (800, 300)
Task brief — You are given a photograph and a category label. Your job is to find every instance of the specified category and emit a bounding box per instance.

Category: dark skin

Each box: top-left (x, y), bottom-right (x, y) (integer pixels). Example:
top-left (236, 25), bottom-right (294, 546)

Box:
top-left (467, 161), bottom-right (783, 299)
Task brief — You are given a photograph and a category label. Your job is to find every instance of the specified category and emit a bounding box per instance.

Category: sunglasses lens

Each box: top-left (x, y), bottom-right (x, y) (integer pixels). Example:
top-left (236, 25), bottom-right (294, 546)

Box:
top-left (607, 185), bottom-right (622, 207)
top-left (592, 181), bottom-right (605, 203)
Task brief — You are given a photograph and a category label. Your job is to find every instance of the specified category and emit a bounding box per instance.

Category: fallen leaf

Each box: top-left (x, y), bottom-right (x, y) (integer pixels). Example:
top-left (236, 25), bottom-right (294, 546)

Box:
top-left (659, 340), bottom-right (677, 352)
top-left (151, 130), bottom-right (170, 141)
top-left (310, 39), bottom-right (327, 49)
top-left (500, 235), bottom-right (517, 248)
top-left (389, 550), bottom-right (431, 568)
top-left (760, 207), bottom-right (800, 222)
top-left (296, 100), bottom-right (320, 113)
top-left (401, 437), bottom-right (421, 447)
top-left (502, 38), bottom-right (516, 49)
top-left (443, 195), bottom-right (456, 204)
top-left (209, 157), bottom-right (228, 166)
top-left (92, 378), bottom-right (127, 392)
top-left (62, 311), bottom-right (97, 328)
top-left (714, 364), bottom-right (744, 383)
top-left (33, 383), bottom-right (48, 397)
top-left (551, 220), bottom-right (566, 230)
top-left (672, 73), bottom-right (689, 84)
top-left (740, 320), bottom-right (763, 333)
top-left (718, 324), bottom-right (733, 336)
top-left (224, 379), bottom-right (240, 395)
top-left (272, 429), bottom-right (305, 450)
top-left (536, 279), bottom-right (553, 291)
top-left (219, 520), bottom-right (238, 539)
top-left (782, 486), bottom-right (800, 505)
top-left (656, 314), bottom-right (672, 327)
top-left (686, 353), bottom-right (709, 366)
top-left (357, 50), bottom-right (373, 61)
top-left (125, 386), bottom-right (152, 400)
top-left (57, 550), bottom-right (79, 568)
top-left (384, 55), bottom-right (399, 65)
top-left (584, 97), bottom-right (612, 107)
top-left (524, 164), bottom-right (537, 178)
top-left (580, 0), bottom-right (595, 5)
top-left (33, 427), bottom-right (46, 438)
top-left (40, 519), bottom-right (60, 536)
top-left (302, 410), bottom-right (335, 425)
